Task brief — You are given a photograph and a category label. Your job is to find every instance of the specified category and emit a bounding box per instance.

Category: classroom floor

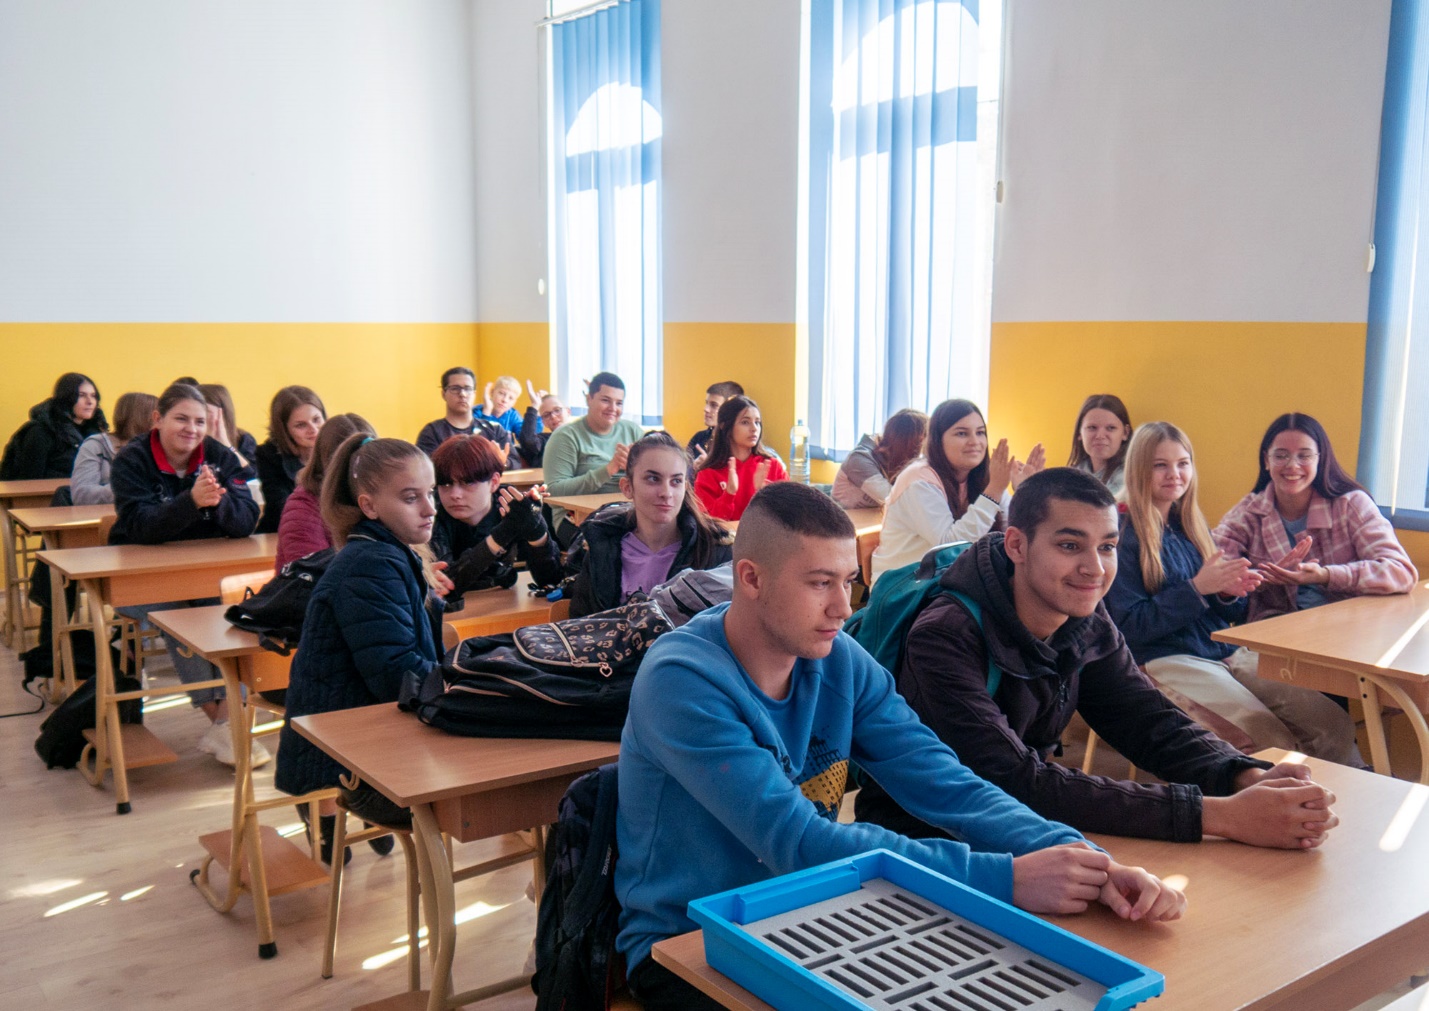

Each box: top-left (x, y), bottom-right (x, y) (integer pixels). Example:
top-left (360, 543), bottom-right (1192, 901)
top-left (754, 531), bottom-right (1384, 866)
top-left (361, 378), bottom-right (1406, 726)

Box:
top-left (0, 615), bottom-right (1422, 1010)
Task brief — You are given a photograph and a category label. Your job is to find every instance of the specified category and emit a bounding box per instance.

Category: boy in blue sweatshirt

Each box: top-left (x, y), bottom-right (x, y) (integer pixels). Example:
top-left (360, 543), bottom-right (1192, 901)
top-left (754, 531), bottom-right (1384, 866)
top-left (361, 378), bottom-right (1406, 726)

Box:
top-left (475, 375), bottom-right (524, 434)
top-left (615, 483), bottom-right (1185, 1009)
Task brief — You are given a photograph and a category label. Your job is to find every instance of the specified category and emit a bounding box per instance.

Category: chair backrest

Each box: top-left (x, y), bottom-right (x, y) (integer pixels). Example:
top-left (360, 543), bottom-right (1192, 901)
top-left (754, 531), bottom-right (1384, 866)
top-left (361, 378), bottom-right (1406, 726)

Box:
top-left (442, 622), bottom-right (460, 653)
top-left (548, 597), bottom-right (571, 623)
top-left (97, 513), bottom-right (118, 545)
top-left (220, 569), bottom-right (275, 605)
top-left (857, 530), bottom-right (881, 587)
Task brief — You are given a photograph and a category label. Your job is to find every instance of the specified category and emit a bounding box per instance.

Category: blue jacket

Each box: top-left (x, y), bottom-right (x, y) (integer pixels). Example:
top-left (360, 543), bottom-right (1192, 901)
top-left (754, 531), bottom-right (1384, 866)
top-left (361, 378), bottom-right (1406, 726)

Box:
top-left (275, 518), bottom-right (443, 796)
top-left (1107, 514), bottom-right (1245, 665)
top-left (614, 605), bottom-right (1085, 974)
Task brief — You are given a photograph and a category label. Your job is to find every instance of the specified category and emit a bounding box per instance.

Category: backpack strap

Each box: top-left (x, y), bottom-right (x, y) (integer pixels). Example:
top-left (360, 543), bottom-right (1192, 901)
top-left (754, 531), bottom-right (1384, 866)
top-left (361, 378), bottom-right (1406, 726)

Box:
top-left (947, 590), bottom-right (1002, 697)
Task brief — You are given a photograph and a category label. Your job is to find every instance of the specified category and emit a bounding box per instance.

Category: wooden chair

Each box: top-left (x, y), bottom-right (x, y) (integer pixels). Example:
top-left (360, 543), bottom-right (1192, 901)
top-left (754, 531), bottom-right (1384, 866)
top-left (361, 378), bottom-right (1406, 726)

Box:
top-left (96, 514), bottom-right (173, 677)
top-left (220, 568), bottom-right (275, 605)
top-left (1081, 729), bottom-right (1136, 781)
top-left (548, 597), bottom-right (571, 622)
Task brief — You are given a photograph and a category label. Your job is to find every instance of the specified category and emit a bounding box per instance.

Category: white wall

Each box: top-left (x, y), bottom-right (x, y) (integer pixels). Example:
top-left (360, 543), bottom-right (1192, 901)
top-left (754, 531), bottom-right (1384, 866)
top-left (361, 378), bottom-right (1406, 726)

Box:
top-left (470, 0), bottom-right (548, 323)
top-left (661, 0), bottom-right (801, 323)
top-left (0, 0), bottom-right (478, 322)
top-left (993, 0), bottom-right (1392, 323)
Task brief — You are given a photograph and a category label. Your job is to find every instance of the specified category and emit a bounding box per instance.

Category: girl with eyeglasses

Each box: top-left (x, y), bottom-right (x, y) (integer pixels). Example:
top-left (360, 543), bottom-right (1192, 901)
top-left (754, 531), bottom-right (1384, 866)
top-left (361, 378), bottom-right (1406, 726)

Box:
top-left (1213, 413), bottom-right (1417, 622)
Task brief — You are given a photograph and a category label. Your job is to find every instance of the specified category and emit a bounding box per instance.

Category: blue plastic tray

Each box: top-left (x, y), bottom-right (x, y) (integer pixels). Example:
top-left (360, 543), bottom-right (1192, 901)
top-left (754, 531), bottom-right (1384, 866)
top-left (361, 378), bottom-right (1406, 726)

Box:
top-left (688, 849), bottom-right (1163, 1011)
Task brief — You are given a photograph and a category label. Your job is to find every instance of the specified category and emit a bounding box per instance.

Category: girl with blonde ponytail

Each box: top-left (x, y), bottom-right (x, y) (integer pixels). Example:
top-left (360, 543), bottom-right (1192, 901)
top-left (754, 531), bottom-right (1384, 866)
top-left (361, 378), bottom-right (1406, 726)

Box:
top-left (1106, 423), bottom-right (1361, 766)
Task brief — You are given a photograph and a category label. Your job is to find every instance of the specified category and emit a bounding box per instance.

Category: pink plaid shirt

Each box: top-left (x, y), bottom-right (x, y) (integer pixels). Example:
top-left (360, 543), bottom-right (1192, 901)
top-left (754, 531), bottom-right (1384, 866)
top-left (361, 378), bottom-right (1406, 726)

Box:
top-left (1213, 487), bottom-right (1419, 621)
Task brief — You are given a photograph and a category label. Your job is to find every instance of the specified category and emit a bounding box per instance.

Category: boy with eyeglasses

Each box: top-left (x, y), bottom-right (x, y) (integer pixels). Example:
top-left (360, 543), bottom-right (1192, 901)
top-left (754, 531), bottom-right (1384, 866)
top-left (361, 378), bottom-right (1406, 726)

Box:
top-left (415, 366), bottom-right (513, 459)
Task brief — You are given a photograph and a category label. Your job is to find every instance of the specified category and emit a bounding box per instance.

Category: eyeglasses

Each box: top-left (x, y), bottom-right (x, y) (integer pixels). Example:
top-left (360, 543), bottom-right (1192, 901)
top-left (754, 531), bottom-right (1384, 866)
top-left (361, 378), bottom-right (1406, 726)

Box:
top-left (539, 408), bottom-right (565, 420)
top-left (1268, 451), bottom-right (1319, 466)
top-left (444, 386), bottom-right (475, 395)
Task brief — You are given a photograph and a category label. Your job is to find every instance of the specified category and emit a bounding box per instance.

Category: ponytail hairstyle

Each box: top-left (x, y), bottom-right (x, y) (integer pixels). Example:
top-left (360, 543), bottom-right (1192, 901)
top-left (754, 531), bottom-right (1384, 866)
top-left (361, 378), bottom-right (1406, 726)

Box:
top-left (431, 434), bottom-right (505, 487)
top-left (699, 395), bottom-right (774, 473)
top-left (624, 431), bottom-right (729, 566)
top-left (298, 413), bottom-right (375, 497)
top-left (871, 408), bottom-right (929, 482)
top-left (1122, 421), bottom-right (1216, 592)
top-left (1067, 394), bottom-right (1132, 478)
top-left (198, 384), bottom-right (240, 444)
top-left (926, 399), bottom-right (989, 518)
top-left (1251, 412), bottom-right (1365, 499)
top-left (110, 392), bottom-right (157, 445)
top-left (156, 382), bottom-right (208, 418)
top-left (267, 385), bottom-right (326, 456)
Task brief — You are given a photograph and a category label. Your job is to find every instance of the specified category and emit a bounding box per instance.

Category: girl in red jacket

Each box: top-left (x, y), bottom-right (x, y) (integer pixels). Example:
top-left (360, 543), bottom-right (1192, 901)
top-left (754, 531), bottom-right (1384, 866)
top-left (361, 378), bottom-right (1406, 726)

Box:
top-left (693, 395), bottom-right (788, 521)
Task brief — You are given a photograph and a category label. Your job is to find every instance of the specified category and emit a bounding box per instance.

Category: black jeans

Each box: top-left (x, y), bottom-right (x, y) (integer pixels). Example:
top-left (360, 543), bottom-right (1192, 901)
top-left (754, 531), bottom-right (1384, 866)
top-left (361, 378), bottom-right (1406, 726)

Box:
top-left (628, 957), bottom-right (727, 1011)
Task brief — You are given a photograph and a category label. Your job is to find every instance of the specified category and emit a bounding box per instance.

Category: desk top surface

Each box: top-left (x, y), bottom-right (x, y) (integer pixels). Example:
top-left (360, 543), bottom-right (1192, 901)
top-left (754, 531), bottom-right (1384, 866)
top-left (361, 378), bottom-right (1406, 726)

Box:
top-left (37, 533), bottom-right (279, 579)
top-left (655, 753), bottom-right (1429, 1011)
top-left (9, 504), bottom-right (114, 532)
top-left (0, 478), bottom-right (68, 501)
top-left (1212, 580), bottom-right (1429, 680)
top-left (503, 468), bottom-right (543, 485)
top-left (291, 702), bottom-right (620, 807)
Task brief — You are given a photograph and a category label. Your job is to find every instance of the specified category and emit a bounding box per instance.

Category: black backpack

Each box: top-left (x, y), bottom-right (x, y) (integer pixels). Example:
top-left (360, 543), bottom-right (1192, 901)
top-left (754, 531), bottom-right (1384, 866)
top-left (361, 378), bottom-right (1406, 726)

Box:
top-left (532, 764), bottom-right (625, 1011)
top-left (398, 598), bottom-right (672, 740)
top-left (223, 548), bottom-right (334, 654)
top-left (34, 674), bottom-right (144, 769)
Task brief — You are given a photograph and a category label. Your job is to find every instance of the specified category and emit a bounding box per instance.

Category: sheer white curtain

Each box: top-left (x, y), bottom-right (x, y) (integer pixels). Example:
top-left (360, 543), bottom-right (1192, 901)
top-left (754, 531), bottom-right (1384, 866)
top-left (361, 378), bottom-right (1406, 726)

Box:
top-left (804, 0), bottom-right (989, 459)
top-left (547, 0), bottom-right (663, 424)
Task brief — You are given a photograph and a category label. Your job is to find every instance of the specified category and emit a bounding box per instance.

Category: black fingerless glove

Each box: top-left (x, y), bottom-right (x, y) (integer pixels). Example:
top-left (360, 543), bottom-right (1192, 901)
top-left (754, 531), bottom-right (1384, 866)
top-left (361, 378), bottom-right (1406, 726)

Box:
top-left (509, 495), bottom-right (548, 542)
top-left (488, 509), bottom-right (525, 551)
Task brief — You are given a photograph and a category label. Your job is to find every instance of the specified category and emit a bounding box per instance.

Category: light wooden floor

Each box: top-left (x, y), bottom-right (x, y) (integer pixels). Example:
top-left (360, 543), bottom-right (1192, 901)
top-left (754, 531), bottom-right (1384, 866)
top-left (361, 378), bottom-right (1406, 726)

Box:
top-left (0, 617), bottom-right (1420, 1010)
top-left (0, 630), bottom-right (539, 1010)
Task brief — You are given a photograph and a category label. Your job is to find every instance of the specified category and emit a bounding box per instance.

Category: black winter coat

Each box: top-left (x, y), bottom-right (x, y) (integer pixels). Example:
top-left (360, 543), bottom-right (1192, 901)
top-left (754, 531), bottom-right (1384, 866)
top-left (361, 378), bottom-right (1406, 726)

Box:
top-left (855, 533), bottom-right (1268, 843)
top-left (275, 519), bottom-right (443, 796)
top-left (0, 399), bottom-right (108, 480)
top-left (254, 439), bottom-right (302, 534)
top-left (108, 432), bottom-right (259, 545)
top-left (568, 503), bottom-right (733, 618)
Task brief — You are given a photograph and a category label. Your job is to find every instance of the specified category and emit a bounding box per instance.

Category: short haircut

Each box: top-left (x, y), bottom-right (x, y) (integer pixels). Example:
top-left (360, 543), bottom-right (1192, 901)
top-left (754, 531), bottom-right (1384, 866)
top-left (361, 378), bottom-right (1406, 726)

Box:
top-left (431, 434), bottom-right (504, 485)
top-left (441, 366), bottom-right (475, 388)
top-left (493, 375), bottom-right (520, 391)
top-left (706, 381), bottom-right (744, 399)
top-left (734, 483), bottom-right (855, 565)
top-left (588, 371), bottom-right (625, 396)
top-left (1007, 467), bottom-right (1116, 540)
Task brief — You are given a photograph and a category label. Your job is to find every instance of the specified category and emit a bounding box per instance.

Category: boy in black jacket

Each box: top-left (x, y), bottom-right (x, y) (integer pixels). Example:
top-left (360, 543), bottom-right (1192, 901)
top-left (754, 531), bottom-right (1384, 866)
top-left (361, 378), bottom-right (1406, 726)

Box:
top-left (856, 467), bottom-right (1340, 849)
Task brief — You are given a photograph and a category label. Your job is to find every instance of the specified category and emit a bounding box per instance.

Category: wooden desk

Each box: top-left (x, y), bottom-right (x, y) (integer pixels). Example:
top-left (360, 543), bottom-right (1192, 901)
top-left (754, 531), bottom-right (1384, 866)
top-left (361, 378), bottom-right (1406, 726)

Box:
top-left (544, 492), bottom-right (624, 526)
top-left (0, 477), bottom-right (69, 647)
top-left (37, 534), bottom-right (279, 814)
top-left (293, 703), bottom-right (621, 1011)
top-left (655, 753), bottom-right (1429, 1011)
top-left (147, 584), bottom-right (554, 960)
top-left (502, 467), bottom-right (543, 490)
top-left (1213, 581), bottom-right (1429, 783)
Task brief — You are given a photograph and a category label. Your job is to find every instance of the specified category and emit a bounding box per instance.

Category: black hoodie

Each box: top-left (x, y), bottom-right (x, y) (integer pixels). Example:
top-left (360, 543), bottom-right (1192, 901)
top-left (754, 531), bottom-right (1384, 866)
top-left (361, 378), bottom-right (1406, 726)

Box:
top-left (0, 399), bottom-right (109, 480)
top-left (855, 533), bottom-right (1267, 842)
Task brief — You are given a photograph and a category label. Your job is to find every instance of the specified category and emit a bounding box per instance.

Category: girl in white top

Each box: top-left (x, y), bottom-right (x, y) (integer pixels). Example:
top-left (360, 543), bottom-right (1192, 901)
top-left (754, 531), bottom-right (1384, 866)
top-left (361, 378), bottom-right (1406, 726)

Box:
top-left (871, 399), bottom-right (1044, 584)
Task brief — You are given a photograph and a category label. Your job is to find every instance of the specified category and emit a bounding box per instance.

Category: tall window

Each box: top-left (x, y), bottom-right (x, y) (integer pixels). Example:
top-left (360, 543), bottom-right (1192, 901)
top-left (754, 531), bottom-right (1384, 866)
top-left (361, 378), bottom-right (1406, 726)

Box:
top-left (802, 0), bottom-right (1001, 460)
top-left (1361, 0), bottom-right (1429, 529)
top-left (546, 0), bottom-right (663, 424)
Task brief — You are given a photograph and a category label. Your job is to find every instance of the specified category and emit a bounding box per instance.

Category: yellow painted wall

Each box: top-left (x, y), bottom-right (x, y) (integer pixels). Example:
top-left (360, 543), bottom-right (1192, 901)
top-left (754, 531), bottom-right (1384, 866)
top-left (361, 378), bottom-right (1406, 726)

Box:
top-left (474, 322), bottom-right (553, 398)
top-left (988, 321), bottom-right (1367, 525)
top-left (664, 322), bottom-right (798, 454)
top-left (0, 323), bottom-right (478, 449)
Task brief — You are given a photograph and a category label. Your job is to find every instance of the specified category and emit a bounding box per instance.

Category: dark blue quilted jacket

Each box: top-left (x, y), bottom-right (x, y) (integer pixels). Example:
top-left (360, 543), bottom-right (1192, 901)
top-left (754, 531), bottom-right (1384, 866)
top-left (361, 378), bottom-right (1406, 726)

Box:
top-left (275, 518), bottom-right (443, 796)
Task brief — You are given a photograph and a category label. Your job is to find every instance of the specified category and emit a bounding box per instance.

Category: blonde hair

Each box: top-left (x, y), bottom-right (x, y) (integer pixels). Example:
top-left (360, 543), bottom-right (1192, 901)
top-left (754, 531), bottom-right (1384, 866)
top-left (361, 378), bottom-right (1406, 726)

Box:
top-left (493, 375), bottom-right (520, 392)
top-left (1122, 422), bottom-right (1216, 592)
top-left (320, 434), bottom-right (440, 590)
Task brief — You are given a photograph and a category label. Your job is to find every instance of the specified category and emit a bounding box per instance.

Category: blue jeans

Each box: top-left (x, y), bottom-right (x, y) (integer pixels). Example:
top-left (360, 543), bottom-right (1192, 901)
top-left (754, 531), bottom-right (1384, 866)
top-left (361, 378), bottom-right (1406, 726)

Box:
top-left (115, 598), bottom-right (230, 709)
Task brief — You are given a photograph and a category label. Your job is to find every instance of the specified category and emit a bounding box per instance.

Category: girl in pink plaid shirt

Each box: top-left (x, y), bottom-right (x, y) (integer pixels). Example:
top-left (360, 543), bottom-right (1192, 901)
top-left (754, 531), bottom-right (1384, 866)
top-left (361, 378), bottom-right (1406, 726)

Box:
top-left (1213, 413), bottom-right (1418, 623)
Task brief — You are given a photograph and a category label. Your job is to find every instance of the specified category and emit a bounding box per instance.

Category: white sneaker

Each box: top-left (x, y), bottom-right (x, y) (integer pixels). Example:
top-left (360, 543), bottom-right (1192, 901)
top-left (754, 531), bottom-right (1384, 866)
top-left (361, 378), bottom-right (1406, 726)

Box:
top-left (249, 738), bottom-right (273, 768)
top-left (205, 722), bottom-right (237, 766)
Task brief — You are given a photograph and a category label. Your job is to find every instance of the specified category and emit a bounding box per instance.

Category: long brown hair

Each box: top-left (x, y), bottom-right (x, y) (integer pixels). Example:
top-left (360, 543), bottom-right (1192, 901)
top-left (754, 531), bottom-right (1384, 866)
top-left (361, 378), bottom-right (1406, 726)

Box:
top-left (926, 399), bottom-right (988, 518)
top-left (1122, 422), bottom-right (1216, 592)
top-left (871, 409), bottom-right (929, 481)
top-left (1251, 413), bottom-right (1365, 499)
top-left (198, 384), bottom-right (242, 446)
top-left (298, 413), bottom-right (375, 496)
top-left (110, 392), bottom-right (157, 445)
top-left (626, 432), bottom-right (730, 567)
top-left (267, 385), bottom-right (326, 456)
top-left (699, 395), bottom-right (776, 473)
top-left (1067, 394), bottom-right (1132, 478)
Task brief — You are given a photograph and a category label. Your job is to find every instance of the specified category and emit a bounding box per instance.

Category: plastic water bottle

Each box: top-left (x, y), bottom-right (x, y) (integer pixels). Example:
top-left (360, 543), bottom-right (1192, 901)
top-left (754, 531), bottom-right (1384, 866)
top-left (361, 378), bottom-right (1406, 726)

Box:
top-left (790, 418), bottom-right (811, 484)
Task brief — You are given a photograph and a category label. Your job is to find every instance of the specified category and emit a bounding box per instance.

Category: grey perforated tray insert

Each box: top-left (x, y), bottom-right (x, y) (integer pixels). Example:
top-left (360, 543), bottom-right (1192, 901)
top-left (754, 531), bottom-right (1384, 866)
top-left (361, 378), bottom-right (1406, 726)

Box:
top-left (738, 878), bottom-right (1107, 1010)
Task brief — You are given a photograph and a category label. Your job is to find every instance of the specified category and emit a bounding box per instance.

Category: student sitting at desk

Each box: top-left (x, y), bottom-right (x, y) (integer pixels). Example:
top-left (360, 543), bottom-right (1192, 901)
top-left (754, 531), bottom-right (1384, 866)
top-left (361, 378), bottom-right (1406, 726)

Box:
top-left (276, 434), bottom-right (445, 862)
top-left (1213, 412), bottom-right (1418, 622)
top-left (198, 383), bottom-right (258, 481)
top-left (831, 407), bottom-right (928, 509)
top-left (70, 392), bottom-right (156, 504)
top-left (1, 371), bottom-right (108, 480)
top-left (109, 382), bottom-right (265, 767)
top-left (275, 412), bottom-right (374, 571)
top-left (692, 395), bottom-right (788, 522)
top-left (567, 432), bottom-right (732, 618)
top-left (517, 381), bottom-right (569, 468)
top-left (856, 467), bottom-right (1341, 849)
top-left (542, 370), bottom-right (646, 545)
top-left (686, 379), bottom-right (744, 467)
top-left (475, 374), bottom-right (524, 436)
top-left (429, 434), bottom-right (562, 604)
top-left (1067, 393), bottom-right (1132, 497)
top-left (1108, 422), bottom-right (1361, 765)
top-left (254, 385), bottom-right (326, 534)
top-left (616, 483), bottom-right (1185, 1010)
top-left (415, 366), bottom-right (512, 460)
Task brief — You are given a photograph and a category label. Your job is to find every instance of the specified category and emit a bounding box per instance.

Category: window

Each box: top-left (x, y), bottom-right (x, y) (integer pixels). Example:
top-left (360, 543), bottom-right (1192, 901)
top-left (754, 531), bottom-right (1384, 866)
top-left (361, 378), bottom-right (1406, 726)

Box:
top-left (1361, 0), bottom-right (1429, 529)
top-left (545, 0), bottom-right (663, 424)
top-left (801, 0), bottom-right (1002, 460)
